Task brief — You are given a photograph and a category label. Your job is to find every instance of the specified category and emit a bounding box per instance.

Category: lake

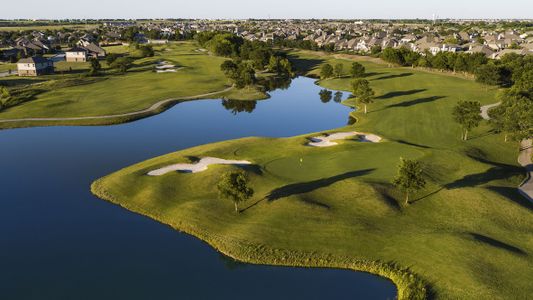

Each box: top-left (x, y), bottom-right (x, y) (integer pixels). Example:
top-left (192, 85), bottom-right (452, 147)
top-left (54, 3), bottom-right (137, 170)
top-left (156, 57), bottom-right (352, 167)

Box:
top-left (0, 77), bottom-right (396, 299)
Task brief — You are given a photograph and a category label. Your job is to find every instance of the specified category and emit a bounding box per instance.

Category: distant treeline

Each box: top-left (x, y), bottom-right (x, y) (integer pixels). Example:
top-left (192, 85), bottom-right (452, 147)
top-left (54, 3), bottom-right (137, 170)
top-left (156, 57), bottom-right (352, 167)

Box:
top-left (379, 47), bottom-right (533, 88)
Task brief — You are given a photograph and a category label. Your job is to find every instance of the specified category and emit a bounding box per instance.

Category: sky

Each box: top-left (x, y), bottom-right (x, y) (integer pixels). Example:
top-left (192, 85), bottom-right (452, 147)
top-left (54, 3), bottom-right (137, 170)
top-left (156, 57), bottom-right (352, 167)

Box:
top-left (1, 0), bottom-right (532, 20)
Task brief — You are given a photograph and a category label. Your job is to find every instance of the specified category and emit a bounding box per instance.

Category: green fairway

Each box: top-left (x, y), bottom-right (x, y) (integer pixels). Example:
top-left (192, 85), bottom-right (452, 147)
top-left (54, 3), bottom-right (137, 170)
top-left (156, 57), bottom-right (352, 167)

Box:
top-left (0, 42), bottom-right (266, 128)
top-left (92, 51), bottom-right (533, 299)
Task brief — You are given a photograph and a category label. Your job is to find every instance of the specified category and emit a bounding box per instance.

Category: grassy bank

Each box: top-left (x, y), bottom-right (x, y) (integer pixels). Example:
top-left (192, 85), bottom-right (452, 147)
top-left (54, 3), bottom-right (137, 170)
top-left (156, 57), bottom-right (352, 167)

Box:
top-left (92, 51), bottom-right (533, 300)
top-left (0, 42), bottom-right (268, 129)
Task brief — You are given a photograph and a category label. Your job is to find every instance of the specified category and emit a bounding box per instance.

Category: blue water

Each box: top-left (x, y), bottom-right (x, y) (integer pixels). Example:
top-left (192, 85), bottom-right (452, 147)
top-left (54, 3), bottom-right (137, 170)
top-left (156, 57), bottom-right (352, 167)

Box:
top-left (0, 77), bottom-right (396, 299)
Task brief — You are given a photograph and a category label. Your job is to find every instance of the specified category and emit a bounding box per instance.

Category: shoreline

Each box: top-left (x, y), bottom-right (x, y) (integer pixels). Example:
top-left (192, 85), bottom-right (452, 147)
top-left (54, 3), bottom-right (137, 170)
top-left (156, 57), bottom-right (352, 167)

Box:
top-left (91, 178), bottom-right (428, 300)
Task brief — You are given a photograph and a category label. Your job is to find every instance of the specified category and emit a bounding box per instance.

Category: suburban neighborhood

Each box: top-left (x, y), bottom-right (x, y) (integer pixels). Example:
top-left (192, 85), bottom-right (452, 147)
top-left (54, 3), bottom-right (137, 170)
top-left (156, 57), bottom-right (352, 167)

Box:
top-left (1, 19), bottom-right (532, 77)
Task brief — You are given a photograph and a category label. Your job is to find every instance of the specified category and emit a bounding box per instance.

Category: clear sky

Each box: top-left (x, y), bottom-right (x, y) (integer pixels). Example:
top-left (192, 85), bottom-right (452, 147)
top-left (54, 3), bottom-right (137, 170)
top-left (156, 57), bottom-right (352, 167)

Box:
top-left (1, 0), bottom-right (532, 20)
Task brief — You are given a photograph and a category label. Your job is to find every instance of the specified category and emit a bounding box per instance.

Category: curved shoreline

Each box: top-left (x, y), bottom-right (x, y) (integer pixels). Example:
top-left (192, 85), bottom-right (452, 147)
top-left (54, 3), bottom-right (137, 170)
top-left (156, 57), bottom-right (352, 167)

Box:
top-left (90, 178), bottom-right (428, 299)
top-left (0, 86), bottom-right (234, 125)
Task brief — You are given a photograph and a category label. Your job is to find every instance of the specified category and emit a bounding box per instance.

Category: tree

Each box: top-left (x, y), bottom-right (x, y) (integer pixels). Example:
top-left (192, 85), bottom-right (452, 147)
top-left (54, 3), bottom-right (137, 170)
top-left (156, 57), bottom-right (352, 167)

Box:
top-left (268, 55), bottom-right (293, 77)
top-left (452, 100), bottom-right (483, 140)
top-left (88, 58), bottom-right (101, 76)
top-left (393, 158), bottom-right (426, 205)
top-left (220, 60), bottom-right (239, 81)
top-left (110, 57), bottom-right (133, 73)
top-left (217, 170), bottom-right (254, 213)
top-left (350, 62), bottom-right (365, 78)
top-left (320, 63), bottom-right (333, 79)
top-left (105, 53), bottom-right (120, 65)
top-left (351, 79), bottom-right (375, 114)
top-left (334, 63), bottom-right (344, 78)
top-left (0, 85), bottom-right (11, 109)
top-left (475, 64), bottom-right (504, 86)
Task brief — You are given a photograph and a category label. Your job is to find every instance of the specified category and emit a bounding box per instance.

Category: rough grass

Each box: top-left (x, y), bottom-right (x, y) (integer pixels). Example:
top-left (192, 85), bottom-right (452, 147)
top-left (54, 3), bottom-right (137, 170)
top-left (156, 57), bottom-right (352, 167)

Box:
top-left (93, 51), bottom-right (533, 299)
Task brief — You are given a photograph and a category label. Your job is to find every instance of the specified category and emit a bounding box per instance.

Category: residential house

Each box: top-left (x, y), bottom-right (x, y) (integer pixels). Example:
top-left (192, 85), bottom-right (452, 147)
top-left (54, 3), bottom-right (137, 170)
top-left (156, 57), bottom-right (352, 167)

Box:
top-left (17, 56), bottom-right (54, 76)
top-left (65, 46), bottom-right (88, 62)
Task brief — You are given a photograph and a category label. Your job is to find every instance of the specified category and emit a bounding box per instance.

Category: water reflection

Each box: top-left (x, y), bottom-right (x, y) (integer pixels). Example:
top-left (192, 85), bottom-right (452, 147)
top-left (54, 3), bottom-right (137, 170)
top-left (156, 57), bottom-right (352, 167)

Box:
top-left (319, 89), bottom-right (333, 103)
top-left (222, 99), bottom-right (257, 115)
top-left (259, 76), bottom-right (292, 92)
top-left (334, 91), bottom-right (343, 103)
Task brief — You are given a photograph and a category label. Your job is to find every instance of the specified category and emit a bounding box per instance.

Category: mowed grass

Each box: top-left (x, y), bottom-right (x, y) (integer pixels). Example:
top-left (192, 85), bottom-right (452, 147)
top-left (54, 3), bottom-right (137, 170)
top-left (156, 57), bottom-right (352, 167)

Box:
top-left (93, 51), bottom-right (533, 299)
top-left (0, 63), bottom-right (16, 73)
top-left (0, 42), bottom-right (231, 119)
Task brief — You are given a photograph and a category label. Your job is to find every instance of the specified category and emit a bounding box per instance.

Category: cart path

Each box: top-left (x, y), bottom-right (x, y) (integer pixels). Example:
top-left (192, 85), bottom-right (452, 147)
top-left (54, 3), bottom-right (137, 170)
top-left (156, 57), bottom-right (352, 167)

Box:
top-left (0, 86), bottom-right (233, 123)
top-left (480, 102), bottom-right (532, 202)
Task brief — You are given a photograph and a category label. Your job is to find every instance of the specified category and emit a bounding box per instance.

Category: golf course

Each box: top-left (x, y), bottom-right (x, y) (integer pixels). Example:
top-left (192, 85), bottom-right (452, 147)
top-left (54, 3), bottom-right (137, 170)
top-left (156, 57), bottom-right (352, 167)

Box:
top-left (0, 42), bottom-right (269, 128)
top-left (90, 47), bottom-right (533, 299)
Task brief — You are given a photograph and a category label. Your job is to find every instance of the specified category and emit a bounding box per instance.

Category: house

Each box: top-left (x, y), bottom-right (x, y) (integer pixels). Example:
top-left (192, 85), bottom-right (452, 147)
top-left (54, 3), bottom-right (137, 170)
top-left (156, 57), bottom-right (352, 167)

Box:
top-left (77, 41), bottom-right (106, 58)
top-left (17, 56), bottom-right (54, 76)
top-left (492, 49), bottom-right (529, 60)
top-left (466, 44), bottom-right (495, 58)
top-left (65, 46), bottom-right (88, 62)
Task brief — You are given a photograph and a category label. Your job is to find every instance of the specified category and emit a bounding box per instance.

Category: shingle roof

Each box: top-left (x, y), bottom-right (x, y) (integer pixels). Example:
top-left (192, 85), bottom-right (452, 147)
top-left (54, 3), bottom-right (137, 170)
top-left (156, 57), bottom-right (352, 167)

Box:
top-left (66, 46), bottom-right (88, 52)
top-left (17, 56), bottom-right (51, 64)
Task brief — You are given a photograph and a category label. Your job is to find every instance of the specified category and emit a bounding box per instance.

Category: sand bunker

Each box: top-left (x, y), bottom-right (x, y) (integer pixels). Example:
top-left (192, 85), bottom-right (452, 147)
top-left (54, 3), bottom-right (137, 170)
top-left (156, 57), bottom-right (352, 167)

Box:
top-left (147, 157), bottom-right (252, 175)
top-left (156, 61), bottom-right (179, 73)
top-left (308, 131), bottom-right (382, 147)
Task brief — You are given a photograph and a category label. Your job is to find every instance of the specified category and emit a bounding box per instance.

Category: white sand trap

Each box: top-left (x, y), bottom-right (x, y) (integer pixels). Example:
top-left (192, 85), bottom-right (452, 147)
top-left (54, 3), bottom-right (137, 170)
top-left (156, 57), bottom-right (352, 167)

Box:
top-left (156, 69), bottom-right (177, 73)
top-left (147, 157), bottom-right (252, 175)
top-left (156, 64), bottom-right (176, 69)
top-left (308, 131), bottom-right (382, 147)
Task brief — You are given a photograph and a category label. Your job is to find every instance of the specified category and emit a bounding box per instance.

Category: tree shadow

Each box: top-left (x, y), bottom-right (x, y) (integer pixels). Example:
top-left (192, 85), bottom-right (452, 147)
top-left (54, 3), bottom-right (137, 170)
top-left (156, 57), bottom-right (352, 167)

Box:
top-left (467, 232), bottom-right (527, 255)
top-left (393, 139), bottom-right (432, 149)
top-left (376, 89), bottom-right (426, 99)
top-left (266, 169), bottom-right (375, 202)
top-left (364, 71), bottom-right (386, 78)
top-left (387, 96), bottom-right (445, 108)
top-left (486, 186), bottom-right (533, 212)
top-left (374, 72), bottom-right (413, 80)
top-left (411, 187), bottom-right (445, 203)
top-left (444, 163), bottom-right (523, 190)
top-left (288, 55), bottom-right (324, 74)
top-left (0, 78), bottom-right (47, 87)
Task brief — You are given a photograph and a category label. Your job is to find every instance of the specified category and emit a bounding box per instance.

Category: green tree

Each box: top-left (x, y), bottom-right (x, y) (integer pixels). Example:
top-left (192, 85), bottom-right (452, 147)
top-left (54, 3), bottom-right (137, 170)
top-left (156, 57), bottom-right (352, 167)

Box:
top-left (0, 85), bottom-right (11, 109)
top-left (393, 158), bottom-right (426, 205)
top-left (452, 100), bottom-right (483, 140)
top-left (320, 63), bottom-right (333, 79)
top-left (268, 55), bottom-right (293, 77)
top-left (217, 170), bottom-right (254, 213)
top-left (88, 58), bottom-right (101, 76)
top-left (110, 57), bottom-right (133, 73)
top-left (105, 53), bottom-right (120, 65)
top-left (475, 64), bottom-right (504, 86)
top-left (334, 63), bottom-right (344, 78)
top-left (351, 79), bottom-right (375, 114)
top-left (350, 62), bottom-right (365, 78)
top-left (220, 60), bottom-right (239, 82)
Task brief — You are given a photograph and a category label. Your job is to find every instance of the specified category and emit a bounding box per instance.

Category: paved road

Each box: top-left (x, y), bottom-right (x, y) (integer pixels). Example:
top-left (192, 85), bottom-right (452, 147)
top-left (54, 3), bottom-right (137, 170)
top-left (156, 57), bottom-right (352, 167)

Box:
top-left (0, 86), bottom-right (233, 123)
top-left (518, 139), bottom-right (533, 202)
top-left (480, 102), bottom-right (533, 202)
top-left (480, 101), bottom-right (501, 120)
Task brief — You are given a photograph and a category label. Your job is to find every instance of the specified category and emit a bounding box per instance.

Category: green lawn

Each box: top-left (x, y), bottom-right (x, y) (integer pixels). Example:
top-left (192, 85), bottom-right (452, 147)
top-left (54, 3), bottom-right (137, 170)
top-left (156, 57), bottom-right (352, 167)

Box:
top-left (0, 63), bottom-right (16, 73)
top-left (92, 51), bottom-right (533, 299)
top-left (0, 42), bottom-right (267, 128)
